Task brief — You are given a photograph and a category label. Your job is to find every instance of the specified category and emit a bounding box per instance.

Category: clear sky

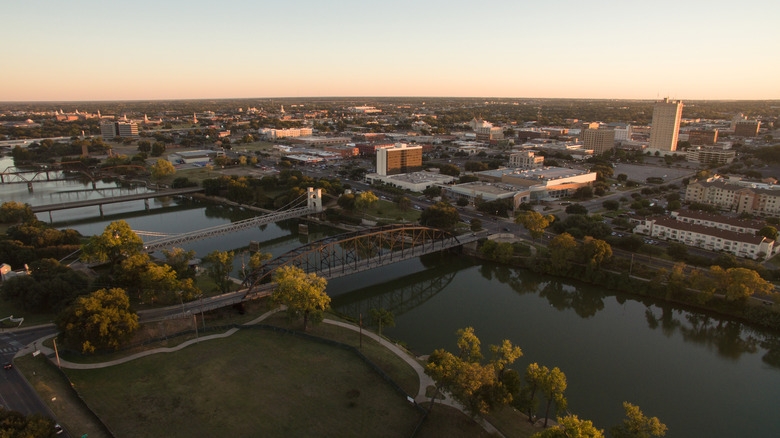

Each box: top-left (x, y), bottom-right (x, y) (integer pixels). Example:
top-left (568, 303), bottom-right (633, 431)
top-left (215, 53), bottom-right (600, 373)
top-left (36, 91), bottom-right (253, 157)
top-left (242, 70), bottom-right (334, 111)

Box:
top-left (2, 0), bottom-right (778, 101)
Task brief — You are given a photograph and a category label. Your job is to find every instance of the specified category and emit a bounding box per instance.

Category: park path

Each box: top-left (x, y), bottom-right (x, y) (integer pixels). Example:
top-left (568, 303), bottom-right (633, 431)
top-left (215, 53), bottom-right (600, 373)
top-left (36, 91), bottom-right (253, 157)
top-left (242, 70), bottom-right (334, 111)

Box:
top-left (18, 307), bottom-right (504, 436)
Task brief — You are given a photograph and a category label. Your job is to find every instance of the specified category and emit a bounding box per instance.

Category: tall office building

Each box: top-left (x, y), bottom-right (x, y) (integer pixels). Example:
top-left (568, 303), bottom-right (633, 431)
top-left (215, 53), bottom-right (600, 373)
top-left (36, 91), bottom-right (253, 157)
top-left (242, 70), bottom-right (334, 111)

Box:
top-left (649, 98), bottom-right (683, 151)
top-left (377, 143), bottom-right (422, 176)
top-left (100, 121), bottom-right (139, 139)
top-left (582, 129), bottom-right (616, 155)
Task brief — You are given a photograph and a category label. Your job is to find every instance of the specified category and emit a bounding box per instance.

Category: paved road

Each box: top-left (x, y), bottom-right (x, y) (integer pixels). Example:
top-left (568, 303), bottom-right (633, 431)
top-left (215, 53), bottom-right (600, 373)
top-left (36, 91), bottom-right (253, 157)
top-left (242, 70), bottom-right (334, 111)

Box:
top-left (0, 325), bottom-right (59, 418)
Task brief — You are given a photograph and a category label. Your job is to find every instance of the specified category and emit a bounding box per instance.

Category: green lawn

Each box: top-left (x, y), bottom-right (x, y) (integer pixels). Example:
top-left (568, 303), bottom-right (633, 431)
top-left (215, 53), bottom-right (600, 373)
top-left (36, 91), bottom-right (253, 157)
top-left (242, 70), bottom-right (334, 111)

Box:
top-left (65, 329), bottom-right (424, 438)
top-left (363, 199), bottom-right (421, 223)
top-left (0, 299), bottom-right (56, 327)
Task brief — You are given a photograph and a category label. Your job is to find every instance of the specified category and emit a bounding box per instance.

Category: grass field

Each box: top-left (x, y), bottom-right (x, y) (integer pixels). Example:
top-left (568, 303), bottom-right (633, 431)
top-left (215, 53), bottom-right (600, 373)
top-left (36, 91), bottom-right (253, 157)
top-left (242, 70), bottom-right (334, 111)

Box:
top-left (65, 329), bottom-right (424, 438)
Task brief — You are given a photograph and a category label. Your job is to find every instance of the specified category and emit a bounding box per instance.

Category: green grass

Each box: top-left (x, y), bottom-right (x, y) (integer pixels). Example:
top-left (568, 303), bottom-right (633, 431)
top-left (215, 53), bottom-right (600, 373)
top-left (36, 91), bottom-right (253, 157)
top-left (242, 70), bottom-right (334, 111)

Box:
top-left (363, 199), bottom-right (421, 223)
top-left (65, 329), bottom-right (424, 438)
top-left (15, 354), bottom-right (112, 438)
top-left (484, 405), bottom-right (542, 438)
top-left (0, 299), bottom-right (56, 327)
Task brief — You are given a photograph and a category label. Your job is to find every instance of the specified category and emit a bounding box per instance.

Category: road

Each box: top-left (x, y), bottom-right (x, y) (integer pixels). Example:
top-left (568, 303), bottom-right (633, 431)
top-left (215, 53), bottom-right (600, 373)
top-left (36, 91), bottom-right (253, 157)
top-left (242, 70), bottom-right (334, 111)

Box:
top-left (0, 325), bottom-right (60, 416)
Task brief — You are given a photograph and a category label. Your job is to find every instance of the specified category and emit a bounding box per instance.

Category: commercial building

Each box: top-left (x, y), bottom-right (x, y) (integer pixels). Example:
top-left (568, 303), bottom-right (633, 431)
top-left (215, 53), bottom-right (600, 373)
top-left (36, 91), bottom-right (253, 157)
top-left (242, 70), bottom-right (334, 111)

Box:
top-left (478, 167), bottom-right (597, 201)
top-left (323, 145), bottom-right (359, 158)
top-left (685, 146), bottom-right (735, 165)
top-left (649, 98), bottom-right (683, 151)
top-left (444, 182), bottom-right (531, 209)
top-left (688, 129), bottom-right (718, 145)
top-left (509, 151), bottom-right (544, 169)
top-left (364, 171), bottom-right (456, 192)
top-left (634, 215), bottom-right (776, 260)
top-left (290, 136), bottom-right (351, 147)
top-left (684, 177), bottom-right (780, 216)
top-left (734, 120), bottom-right (760, 137)
top-left (475, 126), bottom-right (504, 141)
top-left (582, 129), bottom-right (615, 155)
top-left (168, 150), bottom-right (217, 165)
top-left (259, 127), bottom-right (313, 140)
top-left (100, 121), bottom-right (139, 139)
top-left (377, 143), bottom-right (423, 176)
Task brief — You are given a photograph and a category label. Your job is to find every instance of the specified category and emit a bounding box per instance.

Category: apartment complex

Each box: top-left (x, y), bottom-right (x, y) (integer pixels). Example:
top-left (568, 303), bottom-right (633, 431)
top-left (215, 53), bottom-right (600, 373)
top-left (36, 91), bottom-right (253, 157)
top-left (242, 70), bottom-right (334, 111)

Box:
top-left (685, 177), bottom-right (780, 216)
top-left (634, 215), bottom-right (776, 260)
top-left (509, 151), bottom-right (544, 169)
top-left (649, 98), bottom-right (683, 151)
top-left (582, 128), bottom-right (615, 155)
top-left (376, 143), bottom-right (422, 176)
top-left (100, 121), bottom-right (139, 139)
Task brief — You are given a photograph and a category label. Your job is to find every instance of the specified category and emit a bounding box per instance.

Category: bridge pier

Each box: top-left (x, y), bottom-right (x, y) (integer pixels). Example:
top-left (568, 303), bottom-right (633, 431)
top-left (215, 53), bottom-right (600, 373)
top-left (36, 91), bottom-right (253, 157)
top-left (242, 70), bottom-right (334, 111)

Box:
top-left (27, 182), bottom-right (33, 192)
top-left (144, 199), bottom-right (150, 211)
top-left (98, 204), bottom-right (104, 217)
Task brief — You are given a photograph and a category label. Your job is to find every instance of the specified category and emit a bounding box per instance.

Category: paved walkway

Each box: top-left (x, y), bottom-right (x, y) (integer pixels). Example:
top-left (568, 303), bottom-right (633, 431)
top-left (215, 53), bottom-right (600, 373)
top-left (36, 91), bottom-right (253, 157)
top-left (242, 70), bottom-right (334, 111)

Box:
top-left (17, 307), bottom-right (504, 436)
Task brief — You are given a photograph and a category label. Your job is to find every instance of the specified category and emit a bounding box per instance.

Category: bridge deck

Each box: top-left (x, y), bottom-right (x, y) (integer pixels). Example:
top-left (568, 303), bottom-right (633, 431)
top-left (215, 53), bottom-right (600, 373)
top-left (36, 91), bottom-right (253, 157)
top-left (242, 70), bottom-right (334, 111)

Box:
top-left (30, 187), bottom-right (203, 213)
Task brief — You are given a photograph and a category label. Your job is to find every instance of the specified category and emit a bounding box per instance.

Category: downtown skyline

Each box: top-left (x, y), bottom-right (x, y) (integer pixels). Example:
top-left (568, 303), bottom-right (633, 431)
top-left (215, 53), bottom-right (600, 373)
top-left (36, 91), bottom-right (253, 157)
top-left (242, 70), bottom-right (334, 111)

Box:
top-left (2, 0), bottom-right (779, 102)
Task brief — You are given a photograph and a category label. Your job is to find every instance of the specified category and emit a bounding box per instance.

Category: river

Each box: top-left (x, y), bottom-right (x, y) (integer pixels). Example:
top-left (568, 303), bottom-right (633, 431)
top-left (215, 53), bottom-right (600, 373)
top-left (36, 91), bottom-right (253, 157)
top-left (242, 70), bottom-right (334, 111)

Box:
top-left (2, 156), bottom-right (779, 437)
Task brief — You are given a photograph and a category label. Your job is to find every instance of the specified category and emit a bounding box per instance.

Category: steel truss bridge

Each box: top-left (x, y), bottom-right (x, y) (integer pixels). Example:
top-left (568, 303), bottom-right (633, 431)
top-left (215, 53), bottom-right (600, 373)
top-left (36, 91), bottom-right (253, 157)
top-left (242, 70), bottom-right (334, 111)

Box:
top-left (142, 188), bottom-right (323, 252)
top-left (244, 224), bottom-right (480, 297)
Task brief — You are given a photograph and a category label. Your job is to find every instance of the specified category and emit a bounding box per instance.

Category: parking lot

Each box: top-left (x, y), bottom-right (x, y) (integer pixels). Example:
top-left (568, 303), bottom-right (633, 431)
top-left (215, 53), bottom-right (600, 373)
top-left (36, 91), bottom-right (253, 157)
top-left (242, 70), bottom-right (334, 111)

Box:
top-left (614, 163), bottom-right (694, 183)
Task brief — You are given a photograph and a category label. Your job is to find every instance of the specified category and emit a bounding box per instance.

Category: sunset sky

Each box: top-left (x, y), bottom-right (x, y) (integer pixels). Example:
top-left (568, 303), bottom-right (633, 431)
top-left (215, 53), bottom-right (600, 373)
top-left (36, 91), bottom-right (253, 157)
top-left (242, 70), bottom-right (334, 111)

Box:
top-left (2, 0), bottom-right (778, 101)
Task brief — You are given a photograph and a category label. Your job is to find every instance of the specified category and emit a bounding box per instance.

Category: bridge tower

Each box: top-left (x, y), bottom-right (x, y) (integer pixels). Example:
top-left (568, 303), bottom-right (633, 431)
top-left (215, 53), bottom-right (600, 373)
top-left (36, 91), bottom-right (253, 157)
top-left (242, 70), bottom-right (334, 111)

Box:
top-left (307, 187), bottom-right (323, 213)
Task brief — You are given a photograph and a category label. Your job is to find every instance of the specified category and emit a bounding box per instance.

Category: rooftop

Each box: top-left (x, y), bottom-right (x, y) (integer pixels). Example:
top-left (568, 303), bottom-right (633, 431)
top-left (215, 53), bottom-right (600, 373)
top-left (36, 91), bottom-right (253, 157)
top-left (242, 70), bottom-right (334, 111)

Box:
top-left (478, 166), bottom-right (590, 181)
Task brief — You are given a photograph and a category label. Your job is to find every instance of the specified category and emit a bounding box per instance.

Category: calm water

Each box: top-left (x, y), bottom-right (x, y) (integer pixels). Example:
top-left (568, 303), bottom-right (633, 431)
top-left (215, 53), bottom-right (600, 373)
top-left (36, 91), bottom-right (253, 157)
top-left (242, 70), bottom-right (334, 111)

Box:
top-left (3, 157), bottom-right (780, 437)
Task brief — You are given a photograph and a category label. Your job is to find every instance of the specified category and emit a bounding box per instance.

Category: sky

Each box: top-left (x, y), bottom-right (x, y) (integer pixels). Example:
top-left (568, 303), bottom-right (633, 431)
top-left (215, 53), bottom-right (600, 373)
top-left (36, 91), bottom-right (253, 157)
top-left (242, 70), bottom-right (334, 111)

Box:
top-left (1, 0), bottom-right (778, 101)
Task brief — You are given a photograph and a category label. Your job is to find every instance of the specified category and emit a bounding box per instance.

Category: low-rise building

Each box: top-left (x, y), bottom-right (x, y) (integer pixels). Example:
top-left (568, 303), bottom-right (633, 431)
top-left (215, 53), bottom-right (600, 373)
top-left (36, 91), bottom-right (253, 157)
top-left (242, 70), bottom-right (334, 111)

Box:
top-left (477, 166), bottom-right (597, 201)
top-left (509, 151), bottom-right (544, 169)
top-left (443, 182), bottom-right (530, 209)
top-left (685, 177), bottom-right (780, 216)
top-left (365, 171), bottom-right (456, 192)
top-left (670, 209), bottom-right (764, 234)
top-left (634, 215), bottom-right (777, 260)
top-left (686, 146), bottom-right (735, 165)
top-left (259, 127), bottom-right (314, 140)
top-left (734, 120), bottom-right (760, 137)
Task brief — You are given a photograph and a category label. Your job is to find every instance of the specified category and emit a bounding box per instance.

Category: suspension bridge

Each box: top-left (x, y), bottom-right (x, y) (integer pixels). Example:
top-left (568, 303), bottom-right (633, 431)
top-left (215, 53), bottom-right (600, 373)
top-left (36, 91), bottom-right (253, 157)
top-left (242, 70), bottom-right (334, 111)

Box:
top-left (140, 188), bottom-right (323, 252)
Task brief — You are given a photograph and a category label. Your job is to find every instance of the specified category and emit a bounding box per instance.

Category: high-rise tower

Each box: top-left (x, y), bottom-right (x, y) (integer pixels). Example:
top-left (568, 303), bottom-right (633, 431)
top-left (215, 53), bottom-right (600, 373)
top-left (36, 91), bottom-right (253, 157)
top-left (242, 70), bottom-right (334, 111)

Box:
top-left (649, 98), bottom-right (683, 151)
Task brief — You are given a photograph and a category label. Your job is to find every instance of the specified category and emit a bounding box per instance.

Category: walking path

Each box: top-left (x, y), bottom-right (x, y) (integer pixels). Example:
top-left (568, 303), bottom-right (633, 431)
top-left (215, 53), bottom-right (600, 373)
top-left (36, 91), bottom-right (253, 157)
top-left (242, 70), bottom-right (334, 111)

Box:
top-left (17, 307), bottom-right (503, 436)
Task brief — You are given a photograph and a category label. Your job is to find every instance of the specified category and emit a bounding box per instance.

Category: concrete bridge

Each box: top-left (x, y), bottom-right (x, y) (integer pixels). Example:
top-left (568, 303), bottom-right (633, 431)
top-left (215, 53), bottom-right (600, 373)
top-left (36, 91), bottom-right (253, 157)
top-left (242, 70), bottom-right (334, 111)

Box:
top-left (30, 186), bottom-right (204, 217)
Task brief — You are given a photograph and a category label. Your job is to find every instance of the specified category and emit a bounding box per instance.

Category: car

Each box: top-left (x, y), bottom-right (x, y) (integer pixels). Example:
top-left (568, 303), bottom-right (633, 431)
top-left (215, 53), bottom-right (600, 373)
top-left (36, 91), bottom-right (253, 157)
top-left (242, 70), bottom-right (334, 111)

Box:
top-left (3, 362), bottom-right (11, 370)
top-left (54, 424), bottom-right (63, 435)
top-left (504, 227), bottom-right (511, 232)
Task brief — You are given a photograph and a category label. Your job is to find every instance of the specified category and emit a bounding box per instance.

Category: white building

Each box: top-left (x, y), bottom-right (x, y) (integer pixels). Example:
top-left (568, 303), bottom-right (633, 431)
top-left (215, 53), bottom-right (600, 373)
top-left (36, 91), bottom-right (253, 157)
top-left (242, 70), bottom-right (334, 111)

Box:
top-left (634, 216), bottom-right (777, 260)
top-left (259, 127), bottom-right (313, 140)
top-left (509, 151), bottom-right (544, 169)
top-left (365, 171), bottom-right (456, 192)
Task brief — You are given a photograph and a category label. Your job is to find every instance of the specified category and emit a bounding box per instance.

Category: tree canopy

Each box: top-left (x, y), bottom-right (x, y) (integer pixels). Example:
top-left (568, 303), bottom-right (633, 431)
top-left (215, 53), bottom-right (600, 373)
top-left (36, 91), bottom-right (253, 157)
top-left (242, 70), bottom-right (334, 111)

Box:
top-left (420, 202), bottom-right (460, 229)
top-left (515, 211), bottom-right (554, 241)
top-left (272, 266), bottom-right (330, 331)
top-left (57, 287), bottom-right (139, 354)
top-left (81, 220), bottom-right (143, 266)
top-left (203, 250), bottom-right (235, 294)
top-left (610, 402), bottom-right (667, 438)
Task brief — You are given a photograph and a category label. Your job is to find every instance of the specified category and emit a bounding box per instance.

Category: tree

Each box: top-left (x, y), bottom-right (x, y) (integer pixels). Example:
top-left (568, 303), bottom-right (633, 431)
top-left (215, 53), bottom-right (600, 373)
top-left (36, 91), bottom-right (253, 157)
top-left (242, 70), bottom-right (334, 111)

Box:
top-left (533, 414), bottom-right (605, 438)
top-left (0, 201), bottom-right (35, 224)
top-left (440, 163), bottom-right (460, 176)
top-left (419, 202), bottom-right (460, 229)
top-left (566, 203), bottom-right (589, 215)
top-left (423, 185), bottom-right (442, 199)
top-left (548, 233), bottom-right (578, 272)
top-left (57, 288), bottom-right (139, 354)
top-left (81, 220), bottom-right (143, 267)
top-left (151, 158), bottom-right (175, 179)
top-left (151, 141), bottom-right (166, 156)
top-left (271, 266), bottom-right (330, 331)
top-left (519, 362), bottom-right (549, 422)
top-left (758, 226), bottom-right (778, 241)
top-left (610, 402), bottom-right (667, 438)
top-left (0, 258), bottom-right (88, 313)
top-left (470, 218), bottom-right (482, 231)
top-left (573, 186), bottom-right (594, 200)
top-left (137, 140), bottom-right (151, 153)
top-left (241, 251), bottom-right (272, 283)
top-left (0, 408), bottom-right (57, 438)
top-left (515, 211), bottom-right (554, 242)
top-left (425, 328), bottom-right (522, 416)
top-left (580, 237), bottom-right (612, 269)
top-left (541, 367), bottom-right (567, 427)
top-left (162, 248), bottom-right (197, 280)
top-left (721, 267), bottom-right (773, 301)
top-left (355, 191), bottom-right (378, 217)
top-left (369, 307), bottom-right (395, 336)
top-left (602, 200), bottom-right (620, 210)
top-left (337, 193), bottom-right (356, 210)
top-left (203, 250), bottom-right (235, 294)
top-left (395, 196), bottom-right (412, 211)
